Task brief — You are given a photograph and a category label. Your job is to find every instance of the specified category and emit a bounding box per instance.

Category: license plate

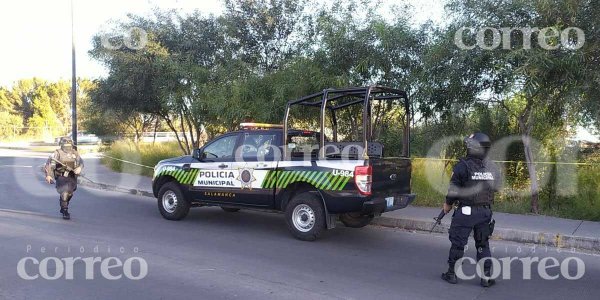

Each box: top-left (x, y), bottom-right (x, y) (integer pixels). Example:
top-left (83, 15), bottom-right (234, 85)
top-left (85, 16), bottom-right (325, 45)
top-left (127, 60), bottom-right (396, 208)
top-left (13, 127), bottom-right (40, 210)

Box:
top-left (385, 197), bottom-right (394, 208)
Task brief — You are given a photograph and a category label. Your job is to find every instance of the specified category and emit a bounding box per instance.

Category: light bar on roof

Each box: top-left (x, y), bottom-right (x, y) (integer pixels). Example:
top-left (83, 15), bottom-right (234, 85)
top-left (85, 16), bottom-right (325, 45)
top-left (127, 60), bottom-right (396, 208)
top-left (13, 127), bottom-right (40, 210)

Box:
top-left (240, 123), bottom-right (284, 129)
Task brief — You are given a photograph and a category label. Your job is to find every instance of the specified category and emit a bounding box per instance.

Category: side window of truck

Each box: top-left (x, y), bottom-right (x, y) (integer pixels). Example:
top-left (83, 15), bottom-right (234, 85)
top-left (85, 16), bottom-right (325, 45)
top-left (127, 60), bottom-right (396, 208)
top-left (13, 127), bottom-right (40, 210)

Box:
top-left (203, 134), bottom-right (238, 160)
top-left (241, 133), bottom-right (278, 159)
top-left (289, 135), bottom-right (319, 158)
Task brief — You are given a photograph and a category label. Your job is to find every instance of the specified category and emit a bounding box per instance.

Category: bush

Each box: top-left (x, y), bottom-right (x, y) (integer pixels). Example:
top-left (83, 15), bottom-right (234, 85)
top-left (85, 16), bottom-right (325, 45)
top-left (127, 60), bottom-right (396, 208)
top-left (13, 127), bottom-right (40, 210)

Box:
top-left (0, 111), bottom-right (23, 139)
top-left (410, 156), bottom-right (600, 221)
top-left (551, 154), bottom-right (600, 221)
top-left (101, 141), bottom-right (183, 177)
top-left (411, 159), bottom-right (450, 207)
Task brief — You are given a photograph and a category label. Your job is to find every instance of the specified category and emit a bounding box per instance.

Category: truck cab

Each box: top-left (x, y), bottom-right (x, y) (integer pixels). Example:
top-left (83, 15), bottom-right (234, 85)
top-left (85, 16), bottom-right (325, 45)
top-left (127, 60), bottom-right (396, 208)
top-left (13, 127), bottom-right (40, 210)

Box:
top-left (152, 86), bottom-right (415, 240)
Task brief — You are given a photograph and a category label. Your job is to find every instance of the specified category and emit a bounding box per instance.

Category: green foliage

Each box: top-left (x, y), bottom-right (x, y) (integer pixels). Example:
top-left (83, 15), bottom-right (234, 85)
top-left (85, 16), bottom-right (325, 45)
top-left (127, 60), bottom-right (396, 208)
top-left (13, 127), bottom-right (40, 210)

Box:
top-left (411, 158), bottom-right (600, 221)
top-left (84, 0), bottom-right (600, 218)
top-left (0, 111), bottom-right (23, 139)
top-left (411, 159), bottom-right (449, 206)
top-left (27, 89), bottom-right (62, 137)
top-left (0, 78), bottom-right (97, 140)
top-left (102, 141), bottom-right (182, 177)
top-left (224, 0), bottom-right (307, 73)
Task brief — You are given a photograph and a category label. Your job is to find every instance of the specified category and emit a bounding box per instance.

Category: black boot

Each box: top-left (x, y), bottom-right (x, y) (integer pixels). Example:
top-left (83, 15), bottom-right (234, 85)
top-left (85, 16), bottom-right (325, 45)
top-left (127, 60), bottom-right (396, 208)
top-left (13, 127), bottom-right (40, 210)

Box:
top-left (62, 208), bottom-right (70, 220)
top-left (441, 268), bottom-right (458, 284)
top-left (480, 270), bottom-right (496, 287)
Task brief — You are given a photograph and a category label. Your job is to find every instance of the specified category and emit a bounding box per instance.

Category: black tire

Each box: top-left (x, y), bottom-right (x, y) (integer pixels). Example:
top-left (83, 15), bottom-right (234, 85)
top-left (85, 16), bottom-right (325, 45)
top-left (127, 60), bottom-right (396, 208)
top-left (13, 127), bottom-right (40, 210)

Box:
top-left (340, 213), bottom-right (373, 228)
top-left (285, 191), bottom-right (326, 241)
top-left (221, 207), bottom-right (240, 212)
top-left (157, 182), bottom-right (190, 220)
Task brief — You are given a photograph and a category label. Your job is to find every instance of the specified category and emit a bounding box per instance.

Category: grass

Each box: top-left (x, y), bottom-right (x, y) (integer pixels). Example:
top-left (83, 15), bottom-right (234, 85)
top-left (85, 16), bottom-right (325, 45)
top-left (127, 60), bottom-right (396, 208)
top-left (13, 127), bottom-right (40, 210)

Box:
top-left (410, 159), bottom-right (600, 221)
top-left (100, 141), bottom-right (600, 221)
top-left (101, 141), bottom-right (184, 177)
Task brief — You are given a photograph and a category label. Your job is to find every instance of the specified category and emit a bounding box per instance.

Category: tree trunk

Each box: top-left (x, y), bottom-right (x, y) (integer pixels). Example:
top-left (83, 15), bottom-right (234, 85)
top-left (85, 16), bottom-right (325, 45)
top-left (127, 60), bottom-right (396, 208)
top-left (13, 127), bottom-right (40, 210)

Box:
top-left (518, 114), bottom-right (540, 214)
top-left (162, 116), bottom-right (189, 155)
top-left (179, 112), bottom-right (191, 154)
top-left (152, 118), bottom-right (159, 146)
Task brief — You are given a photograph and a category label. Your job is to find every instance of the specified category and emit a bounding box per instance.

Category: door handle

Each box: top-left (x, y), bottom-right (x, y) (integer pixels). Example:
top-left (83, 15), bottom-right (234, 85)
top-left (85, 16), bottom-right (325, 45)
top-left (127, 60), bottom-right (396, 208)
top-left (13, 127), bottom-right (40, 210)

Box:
top-left (218, 164), bottom-right (228, 169)
top-left (182, 164), bottom-right (191, 171)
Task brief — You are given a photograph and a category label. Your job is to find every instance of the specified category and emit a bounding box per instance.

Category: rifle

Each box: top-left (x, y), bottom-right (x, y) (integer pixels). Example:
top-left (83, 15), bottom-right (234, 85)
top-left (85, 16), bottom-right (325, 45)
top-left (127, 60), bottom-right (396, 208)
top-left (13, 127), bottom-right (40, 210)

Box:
top-left (48, 157), bottom-right (96, 184)
top-left (50, 157), bottom-right (77, 175)
top-left (429, 209), bottom-right (447, 233)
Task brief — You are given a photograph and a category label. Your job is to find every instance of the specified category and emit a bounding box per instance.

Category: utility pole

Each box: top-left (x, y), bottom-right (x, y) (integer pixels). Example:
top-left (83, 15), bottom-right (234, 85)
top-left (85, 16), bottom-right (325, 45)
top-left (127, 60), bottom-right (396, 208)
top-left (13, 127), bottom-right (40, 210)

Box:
top-left (70, 0), bottom-right (78, 146)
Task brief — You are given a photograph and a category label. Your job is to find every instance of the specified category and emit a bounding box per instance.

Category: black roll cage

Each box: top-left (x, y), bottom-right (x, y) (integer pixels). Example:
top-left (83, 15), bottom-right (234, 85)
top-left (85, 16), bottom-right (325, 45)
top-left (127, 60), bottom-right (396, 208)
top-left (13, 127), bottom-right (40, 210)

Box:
top-left (283, 86), bottom-right (410, 160)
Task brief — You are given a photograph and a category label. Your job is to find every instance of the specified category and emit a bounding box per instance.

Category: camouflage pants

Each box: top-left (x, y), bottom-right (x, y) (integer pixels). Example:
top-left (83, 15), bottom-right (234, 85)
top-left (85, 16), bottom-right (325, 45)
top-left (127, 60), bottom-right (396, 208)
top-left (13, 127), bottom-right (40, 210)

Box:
top-left (55, 176), bottom-right (77, 209)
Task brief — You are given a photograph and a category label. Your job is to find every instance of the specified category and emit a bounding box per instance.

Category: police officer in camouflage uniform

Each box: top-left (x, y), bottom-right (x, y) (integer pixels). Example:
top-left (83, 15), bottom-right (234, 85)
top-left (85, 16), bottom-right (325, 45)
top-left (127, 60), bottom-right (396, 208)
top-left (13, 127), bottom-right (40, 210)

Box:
top-left (441, 133), bottom-right (502, 287)
top-left (44, 137), bottom-right (84, 220)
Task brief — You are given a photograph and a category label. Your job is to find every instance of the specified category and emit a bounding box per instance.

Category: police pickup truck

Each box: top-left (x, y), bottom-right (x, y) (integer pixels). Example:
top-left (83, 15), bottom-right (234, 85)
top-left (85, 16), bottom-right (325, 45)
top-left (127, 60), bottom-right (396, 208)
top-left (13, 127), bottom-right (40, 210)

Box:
top-left (152, 86), bottom-right (415, 241)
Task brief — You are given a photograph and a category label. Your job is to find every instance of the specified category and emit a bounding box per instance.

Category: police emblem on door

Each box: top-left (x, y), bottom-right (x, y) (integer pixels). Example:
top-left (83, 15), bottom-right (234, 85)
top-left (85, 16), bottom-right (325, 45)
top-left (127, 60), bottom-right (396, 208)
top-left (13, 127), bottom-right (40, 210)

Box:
top-left (237, 167), bottom-right (256, 190)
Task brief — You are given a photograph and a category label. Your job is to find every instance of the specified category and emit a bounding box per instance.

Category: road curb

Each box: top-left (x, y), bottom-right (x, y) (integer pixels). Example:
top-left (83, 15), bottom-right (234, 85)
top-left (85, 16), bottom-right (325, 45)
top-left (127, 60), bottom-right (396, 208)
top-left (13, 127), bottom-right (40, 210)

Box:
top-left (76, 179), bottom-right (600, 253)
top-left (78, 180), bottom-right (154, 198)
top-left (372, 216), bottom-right (600, 253)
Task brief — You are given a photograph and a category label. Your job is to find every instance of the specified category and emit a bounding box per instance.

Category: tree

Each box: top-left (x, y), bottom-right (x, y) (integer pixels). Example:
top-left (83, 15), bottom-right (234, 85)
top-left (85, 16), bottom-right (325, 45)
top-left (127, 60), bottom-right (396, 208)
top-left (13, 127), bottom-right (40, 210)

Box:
top-left (90, 11), bottom-right (230, 154)
top-left (446, 0), bottom-right (599, 213)
top-left (27, 89), bottom-right (62, 137)
top-left (223, 0), bottom-right (307, 74)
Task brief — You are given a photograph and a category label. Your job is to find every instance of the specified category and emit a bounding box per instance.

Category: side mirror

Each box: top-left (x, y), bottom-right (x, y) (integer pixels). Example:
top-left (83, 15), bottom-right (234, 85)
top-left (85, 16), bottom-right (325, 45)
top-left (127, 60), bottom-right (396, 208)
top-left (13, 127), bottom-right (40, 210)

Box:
top-left (192, 148), bottom-right (203, 160)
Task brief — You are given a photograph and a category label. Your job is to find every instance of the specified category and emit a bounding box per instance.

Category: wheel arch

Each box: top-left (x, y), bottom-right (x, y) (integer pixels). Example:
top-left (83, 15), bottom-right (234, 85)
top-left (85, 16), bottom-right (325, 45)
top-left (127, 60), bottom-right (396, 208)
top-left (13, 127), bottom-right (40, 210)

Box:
top-left (278, 182), bottom-right (321, 210)
top-left (153, 175), bottom-right (179, 197)
top-left (278, 182), bottom-right (336, 229)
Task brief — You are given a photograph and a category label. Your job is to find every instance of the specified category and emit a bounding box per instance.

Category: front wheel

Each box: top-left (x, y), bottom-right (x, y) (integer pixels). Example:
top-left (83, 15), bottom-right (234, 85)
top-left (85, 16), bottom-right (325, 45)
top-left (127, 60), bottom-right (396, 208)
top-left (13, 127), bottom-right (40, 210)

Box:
top-left (340, 213), bottom-right (373, 228)
top-left (285, 192), bottom-right (326, 241)
top-left (157, 182), bottom-right (190, 220)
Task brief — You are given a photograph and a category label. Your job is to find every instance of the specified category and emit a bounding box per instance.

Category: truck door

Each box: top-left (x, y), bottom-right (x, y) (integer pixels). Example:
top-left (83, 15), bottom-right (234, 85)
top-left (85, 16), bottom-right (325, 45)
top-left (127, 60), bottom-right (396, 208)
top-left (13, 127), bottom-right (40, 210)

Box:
top-left (189, 133), bottom-right (241, 204)
top-left (228, 131), bottom-right (281, 208)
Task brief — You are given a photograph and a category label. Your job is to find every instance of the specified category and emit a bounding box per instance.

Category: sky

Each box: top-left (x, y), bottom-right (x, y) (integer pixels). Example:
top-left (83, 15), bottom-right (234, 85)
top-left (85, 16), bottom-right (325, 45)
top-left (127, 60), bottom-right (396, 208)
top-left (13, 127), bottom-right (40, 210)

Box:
top-left (0, 0), bottom-right (444, 87)
top-left (0, 0), bottom-right (596, 141)
top-left (0, 0), bottom-right (224, 86)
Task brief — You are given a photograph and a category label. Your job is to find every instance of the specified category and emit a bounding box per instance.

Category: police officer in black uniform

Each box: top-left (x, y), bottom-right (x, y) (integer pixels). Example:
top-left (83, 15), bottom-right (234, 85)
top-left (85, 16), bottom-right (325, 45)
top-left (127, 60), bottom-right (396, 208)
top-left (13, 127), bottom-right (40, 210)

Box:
top-left (441, 133), bottom-right (501, 287)
top-left (44, 137), bottom-right (84, 220)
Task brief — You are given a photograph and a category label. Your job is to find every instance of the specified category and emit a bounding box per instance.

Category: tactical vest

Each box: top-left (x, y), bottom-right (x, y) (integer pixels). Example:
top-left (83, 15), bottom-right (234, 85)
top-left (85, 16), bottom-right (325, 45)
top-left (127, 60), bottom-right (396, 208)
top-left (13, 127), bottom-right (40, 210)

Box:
top-left (459, 158), bottom-right (496, 206)
top-left (54, 149), bottom-right (78, 177)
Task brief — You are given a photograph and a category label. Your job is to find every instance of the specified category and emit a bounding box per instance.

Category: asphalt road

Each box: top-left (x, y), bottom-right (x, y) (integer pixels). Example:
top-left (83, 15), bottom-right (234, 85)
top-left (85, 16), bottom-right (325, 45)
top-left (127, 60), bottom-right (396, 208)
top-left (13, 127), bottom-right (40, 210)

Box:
top-left (1, 149), bottom-right (599, 300)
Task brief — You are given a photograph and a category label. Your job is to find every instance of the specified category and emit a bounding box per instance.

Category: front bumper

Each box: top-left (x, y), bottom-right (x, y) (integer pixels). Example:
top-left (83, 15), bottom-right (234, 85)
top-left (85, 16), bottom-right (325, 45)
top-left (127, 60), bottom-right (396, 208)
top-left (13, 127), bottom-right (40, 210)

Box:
top-left (362, 194), bottom-right (416, 215)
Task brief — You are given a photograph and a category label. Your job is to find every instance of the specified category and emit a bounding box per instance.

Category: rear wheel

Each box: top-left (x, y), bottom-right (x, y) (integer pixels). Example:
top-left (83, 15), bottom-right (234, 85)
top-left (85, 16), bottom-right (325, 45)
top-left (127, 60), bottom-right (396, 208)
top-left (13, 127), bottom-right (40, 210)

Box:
top-left (340, 213), bottom-right (373, 228)
top-left (157, 182), bottom-right (190, 220)
top-left (285, 192), bottom-right (326, 241)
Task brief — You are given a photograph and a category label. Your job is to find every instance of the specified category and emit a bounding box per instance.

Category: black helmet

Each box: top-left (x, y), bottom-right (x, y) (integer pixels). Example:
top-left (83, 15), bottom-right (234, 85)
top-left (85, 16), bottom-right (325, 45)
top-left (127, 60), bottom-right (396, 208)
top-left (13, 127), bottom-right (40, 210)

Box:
top-left (464, 132), bottom-right (491, 158)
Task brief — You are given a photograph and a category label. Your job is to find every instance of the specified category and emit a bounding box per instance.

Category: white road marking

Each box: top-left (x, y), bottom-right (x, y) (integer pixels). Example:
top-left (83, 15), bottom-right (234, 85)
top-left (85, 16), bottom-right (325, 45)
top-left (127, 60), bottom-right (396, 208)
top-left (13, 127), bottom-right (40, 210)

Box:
top-left (0, 165), bottom-right (33, 168)
top-left (0, 208), bottom-right (48, 217)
